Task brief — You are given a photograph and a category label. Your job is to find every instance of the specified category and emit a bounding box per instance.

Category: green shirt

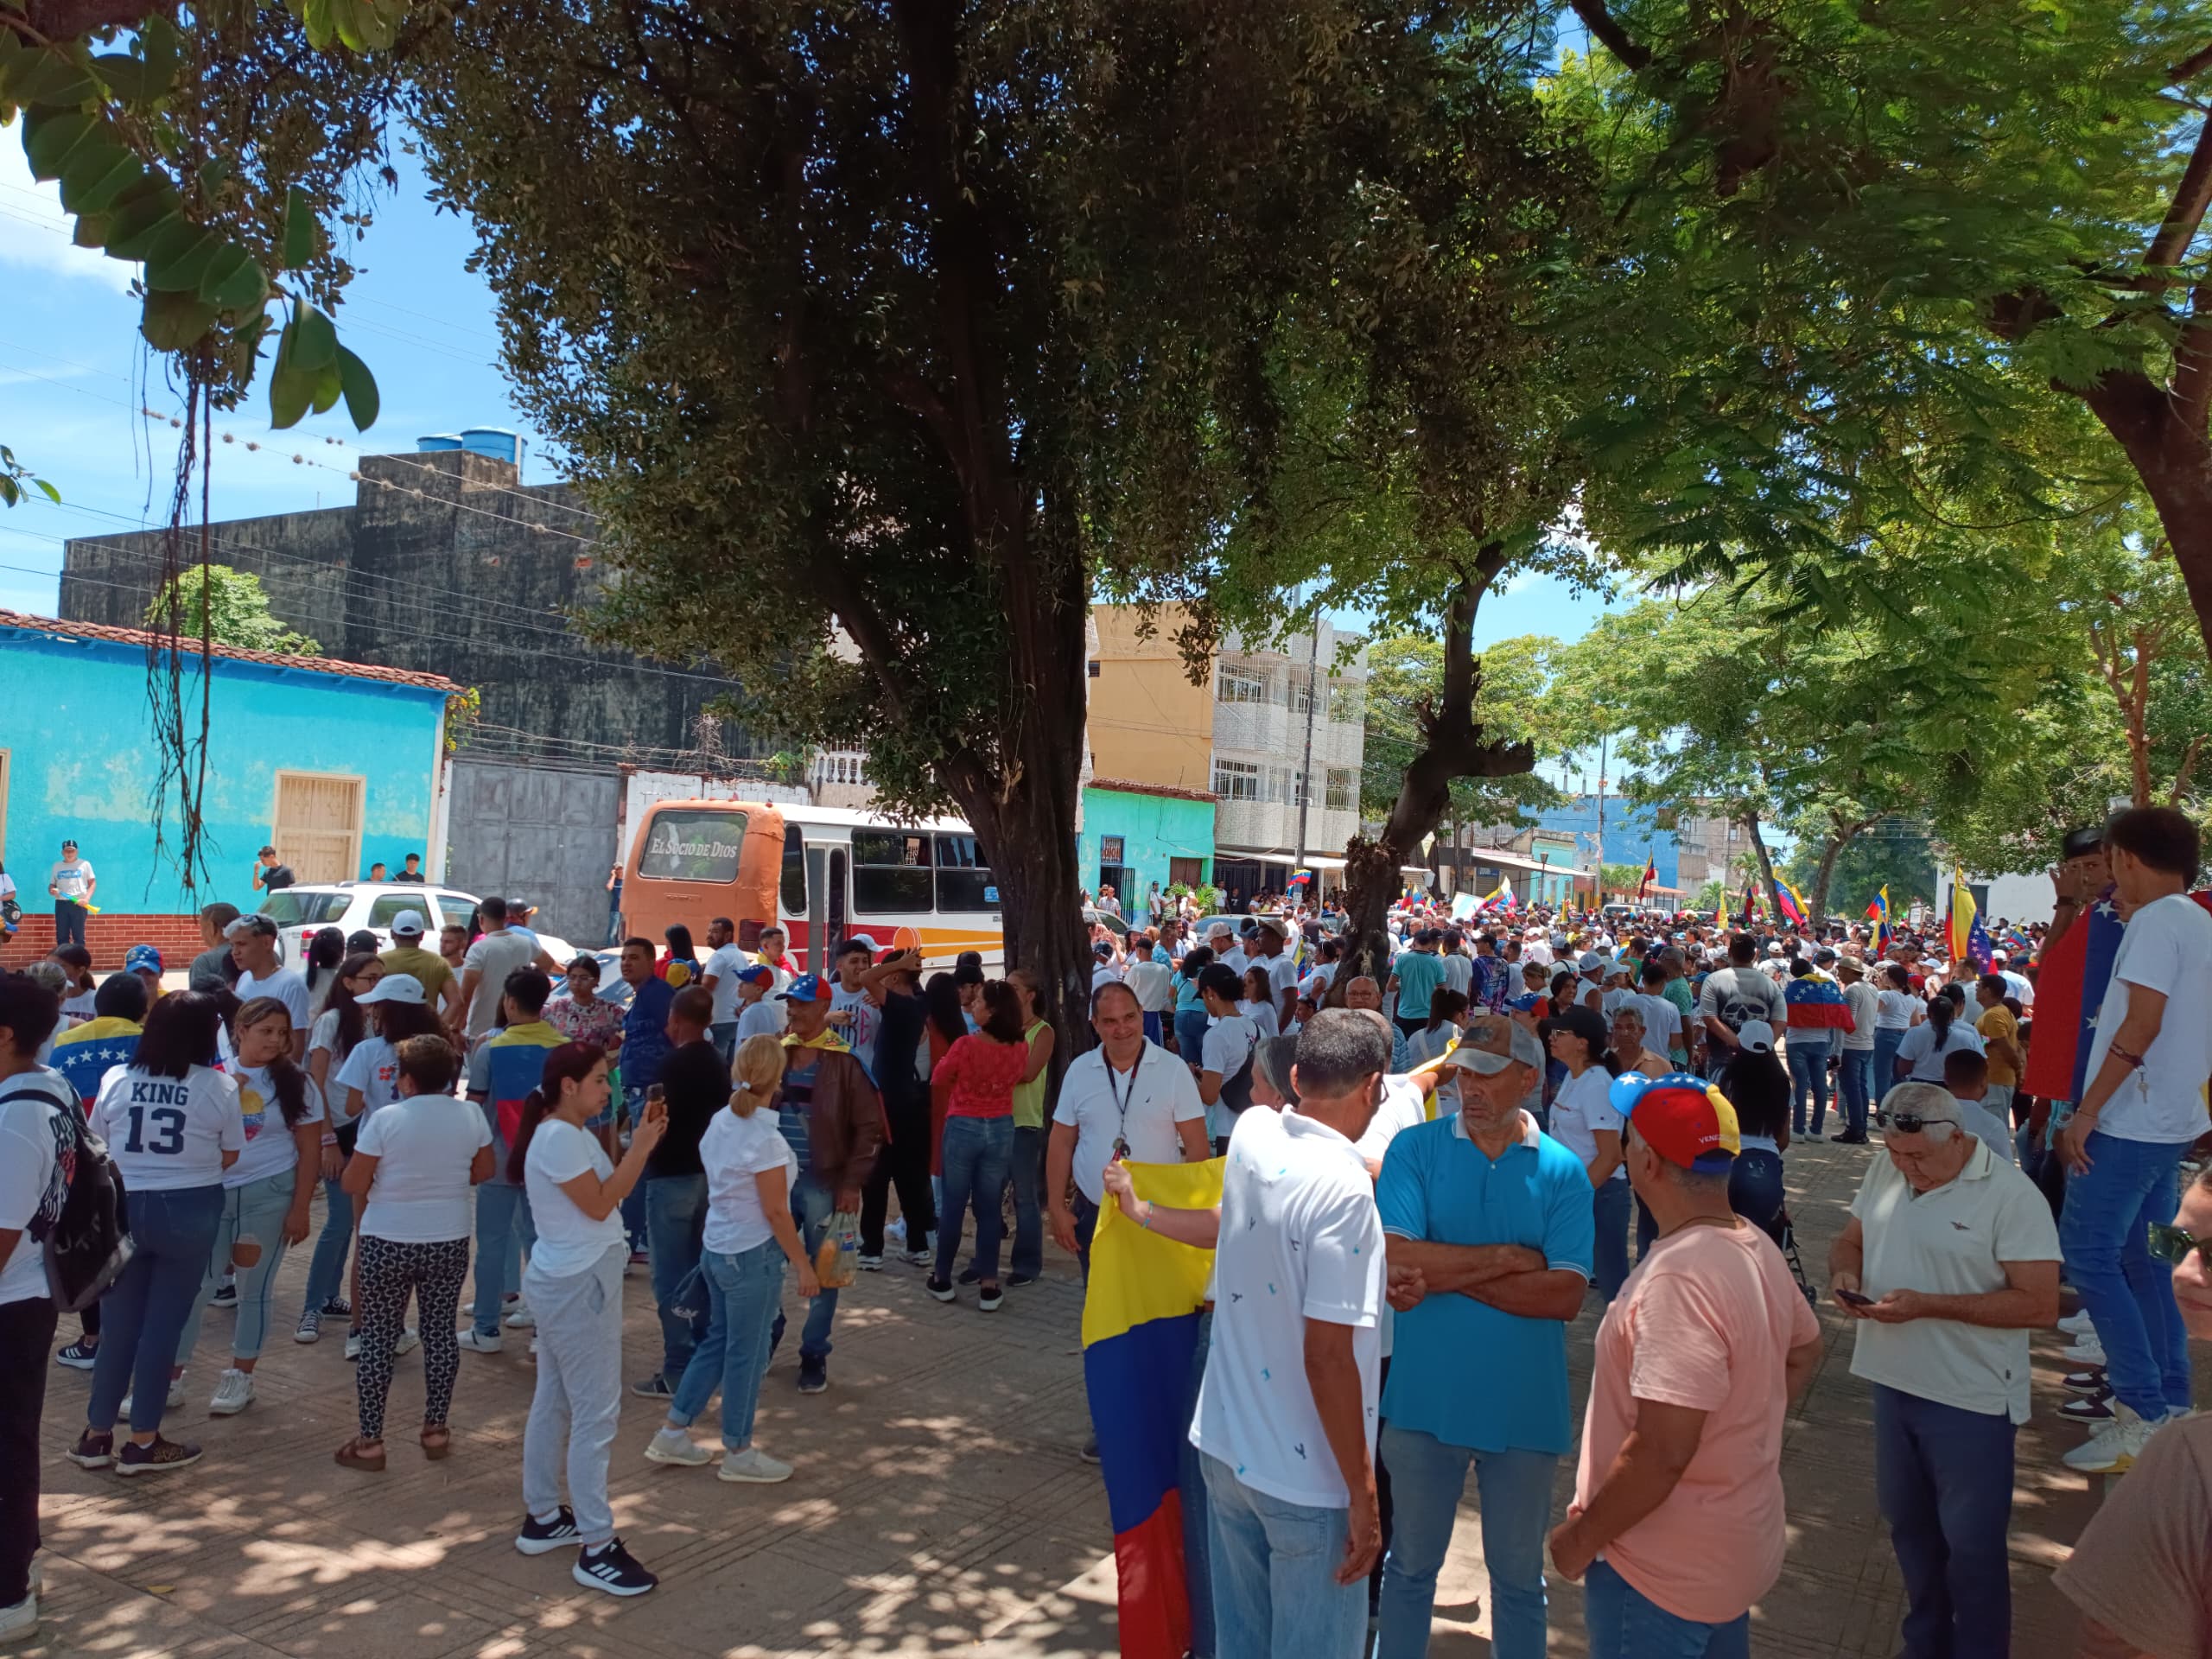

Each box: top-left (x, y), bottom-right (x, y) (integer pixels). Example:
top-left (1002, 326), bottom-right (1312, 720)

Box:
top-left (1011, 1020), bottom-right (1052, 1129)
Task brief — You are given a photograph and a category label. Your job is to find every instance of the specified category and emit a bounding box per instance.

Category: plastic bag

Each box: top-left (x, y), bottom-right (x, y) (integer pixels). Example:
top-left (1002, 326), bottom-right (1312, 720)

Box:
top-left (815, 1209), bottom-right (861, 1289)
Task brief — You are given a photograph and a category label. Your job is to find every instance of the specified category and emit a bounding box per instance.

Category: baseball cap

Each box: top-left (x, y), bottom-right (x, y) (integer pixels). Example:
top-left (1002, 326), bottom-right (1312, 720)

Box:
top-left (357, 973), bottom-right (426, 1006)
top-left (734, 963), bottom-right (776, 987)
top-left (1546, 1002), bottom-right (1609, 1052)
top-left (125, 944), bottom-right (163, 975)
top-left (1575, 950), bottom-right (1605, 978)
top-left (2061, 824), bottom-right (2105, 860)
top-left (1206, 921), bottom-right (1234, 938)
top-left (1815, 948), bottom-right (1837, 964)
top-left (1441, 1014), bottom-right (1547, 1075)
top-left (226, 913), bottom-right (279, 939)
top-left (389, 909), bottom-right (427, 938)
top-left (1620, 1072), bottom-right (1741, 1170)
top-left (778, 972), bottom-right (835, 1002)
top-left (1736, 1019), bottom-right (1777, 1054)
top-left (1093, 940), bottom-right (1115, 958)
top-left (1253, 917), bottom-right (1287, 940)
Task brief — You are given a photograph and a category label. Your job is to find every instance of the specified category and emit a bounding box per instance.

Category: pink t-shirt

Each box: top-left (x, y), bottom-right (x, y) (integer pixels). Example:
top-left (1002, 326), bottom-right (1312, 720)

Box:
top-left (1573, 1218), bottom-right (1820, 1624)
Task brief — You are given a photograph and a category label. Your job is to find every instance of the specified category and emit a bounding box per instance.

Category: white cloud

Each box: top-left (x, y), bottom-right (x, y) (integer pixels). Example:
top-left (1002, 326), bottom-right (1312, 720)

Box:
top-left (0, 142), bottom-right (137, 295)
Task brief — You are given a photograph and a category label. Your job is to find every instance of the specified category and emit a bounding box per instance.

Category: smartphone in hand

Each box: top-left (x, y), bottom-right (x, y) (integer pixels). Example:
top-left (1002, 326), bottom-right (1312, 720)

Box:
top-left (1835, 1287), bottom-right (1873, 1307)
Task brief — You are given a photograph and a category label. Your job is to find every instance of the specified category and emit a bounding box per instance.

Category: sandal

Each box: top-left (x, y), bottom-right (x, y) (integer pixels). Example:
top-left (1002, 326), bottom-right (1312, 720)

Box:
top-left (420, 1425), bottom-right (452, 1461)
top-left (334, 1436), bottom-right (386, 1472)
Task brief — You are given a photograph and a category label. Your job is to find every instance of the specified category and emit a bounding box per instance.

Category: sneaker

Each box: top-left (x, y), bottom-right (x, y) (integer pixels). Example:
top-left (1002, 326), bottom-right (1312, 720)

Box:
top-left (2063, 1334), bottom-right (2107, 1367)
top-left (207, 1369), bottom-right (255, 1416)
top-left (67, 1429), bottom-right (114, 1470)
top-left (2063, 1369), bottom-right (2108, 1394)
top-left (515, 1507), bottom-right (580, 1556)
top-left (319, 1296), bottom-right (352, 1319)
top-left (2058, 1309), bottom-right (2096, 1338)
top-left (897, 1248), bottom-right (932, 1267)
top-left (393, 1328), bottom-right (421, 1357)
top-left (857, 1252), bottom-right (883, 1271)
top-left (627, 1249), bottom-right (652, 1267)
top-left (504, 1303), bottom-right (536, 1331)
top-left (294, 1310), bottom-right (321, 1344)
top-left (978, 1285), bottom-right (1004, 1313)
top-left (456, 1328), bottom-right (504, 1354)
top-left (119, 1376), bottom-right (186, 1416)
top-left (115, 1436), bottom-right (204, 1477)
top-left (957, 1264), bottom-right (982, 1286)
top-left (54, 1338), bottom-right (98, 1370)
top-left (644, 1429), bottom-right (715, 1467)
top-left (1006, 1272), bottom-right (1040, 1287)
top-left (718, 1446), bottom-right (794, 1484)
top-left (0, 1592), bottom-right (36, 1641)
top-left (1802, 1132), bottom-right (1827, 1142)
top-left (573, 1537), bottom-right (658, 1598)
top-left (797, 1357), bottom-right (828, 1395)
top-left (2063, 1402), bottom-right (2158, 1474)
top-left (344, 1332), bottom-right (362, 1361)
top-left (2059, 1390), bottom-right (2114, 1421)
top-left (210, 1281), bottom-right (238, 1311)
top-left (630, 1375), bottom-right (674, 1399)
top-left (925, 1277), bottom-right (956, 1304)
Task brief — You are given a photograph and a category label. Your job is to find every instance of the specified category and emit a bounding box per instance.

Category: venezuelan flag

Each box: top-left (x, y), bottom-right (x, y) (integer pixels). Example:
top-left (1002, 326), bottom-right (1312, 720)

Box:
top-left (1947, 870), bottom-right (1979, 966)
top-left (49, 1016), bottom-right (142, 1108)
top-left (1773, 880), bottom-right (1808, 928)
top-left (1084, 1158), bottom-right (1224, 1659)
top-left (1715, 894), bottom-right (1731, 934)
top-left (1867, 887), bottom-right (1891, 955)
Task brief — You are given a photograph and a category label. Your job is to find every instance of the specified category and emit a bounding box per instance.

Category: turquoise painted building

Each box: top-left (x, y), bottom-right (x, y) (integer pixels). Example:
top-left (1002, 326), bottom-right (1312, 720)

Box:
top-left (0, 610), bottom-right (457, 935)
top-left (1078, 780), bottom-right (1217, 925)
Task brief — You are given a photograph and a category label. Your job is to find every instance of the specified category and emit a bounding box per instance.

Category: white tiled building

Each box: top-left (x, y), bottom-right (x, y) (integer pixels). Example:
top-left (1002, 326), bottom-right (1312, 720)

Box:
top-left (1209, 619), bottom-right (1368, 898)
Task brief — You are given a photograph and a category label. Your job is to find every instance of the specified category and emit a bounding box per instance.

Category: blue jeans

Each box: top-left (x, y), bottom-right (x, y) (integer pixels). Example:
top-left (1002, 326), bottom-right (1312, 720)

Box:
top-left (1584, 1560), bottom-right (1748, 1659)
top-left (302, 1173), bottom-right (353, 1315)
top-left (2059, 1131), bottom-right (2196, 1419)
top-left (469, 1181), bottom-right (537, 1338)
top-left (669, 1239), bottom-right (785, 1449)
top-left (645, 1173), bottom-right (709, 1382)
top-left (709, 1021), bottom-right (738, 1063)
top-left (1872, 1029), bottom-right (1906, 1112)
top-left (1592, 1179), bottom-right (1630, 1303)
top-left (1873, 1383), bottom-right (2015, 1659)
top-left (174, 1170), bottom-right (300, 1364)
top-left (1175, 1009), bottom-right (1211, 1065)
top-left (1201, 1452), bottom-right (1365, 1659)
top-left (1837, 1047), bottom-right (1872, 1137)
top-left (54, 900), bottom-right (86, 949)
top-left (1729, 1148), bottom-right (1785, 1245)
top-left (1787, 1038), bottom-right (1831, 1135)
top-left (769, 1173), bottom-right (839, 1362)
top-left (1376, 1425), bottom-right (1553, 1659)
top-left (88, 1184), bottom-right (225, 1434)
top-left (936, 1115), bottom-right (1014, 1286)
top-left (1009, 1124), bottom-right (1045, 1279)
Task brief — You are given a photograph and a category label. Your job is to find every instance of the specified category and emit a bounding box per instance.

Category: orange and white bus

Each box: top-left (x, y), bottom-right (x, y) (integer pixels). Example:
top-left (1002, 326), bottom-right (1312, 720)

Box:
top-left (619, 800), bottom-right (1005, 974)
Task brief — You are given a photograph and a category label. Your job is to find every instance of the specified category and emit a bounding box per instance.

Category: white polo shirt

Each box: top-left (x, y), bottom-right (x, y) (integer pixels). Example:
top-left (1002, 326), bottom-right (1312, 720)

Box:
top-left (1123, 957), bottom-right (1175, 1013)
top-left (1051, 1040), bottom-right (1206, 1204)
top-left (1847, 1134), bottom-right (2060, 1423)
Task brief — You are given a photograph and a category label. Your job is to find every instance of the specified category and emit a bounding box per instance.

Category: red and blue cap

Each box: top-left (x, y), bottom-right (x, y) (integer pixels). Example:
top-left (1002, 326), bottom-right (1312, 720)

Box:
top-left (778, 972), bottom-right (835, 1003)
top-left (734, 963), bottom-right (776, 987)
top-left (1611, 1071), bottom-right (1741, 1172)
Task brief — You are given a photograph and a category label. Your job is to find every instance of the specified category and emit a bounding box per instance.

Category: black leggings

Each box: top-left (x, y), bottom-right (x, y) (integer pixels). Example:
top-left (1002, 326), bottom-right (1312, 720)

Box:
top-left (861, 1090), bottom-right (938, 1255)
top-left (354, 1235), bottom-right (467, 1440)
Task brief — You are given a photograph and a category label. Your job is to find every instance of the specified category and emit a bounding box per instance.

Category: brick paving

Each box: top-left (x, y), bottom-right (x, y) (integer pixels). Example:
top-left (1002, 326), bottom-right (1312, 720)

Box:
top-left (14, 1134), bottom-right (2170, 1659)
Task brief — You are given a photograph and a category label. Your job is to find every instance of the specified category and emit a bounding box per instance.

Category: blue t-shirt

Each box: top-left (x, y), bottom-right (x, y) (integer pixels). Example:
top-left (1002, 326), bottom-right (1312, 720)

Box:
top-left (622, 976), bottom-right (677, 1090)
top-left (1392, 951), bottom-right (1448, 1020)
top-left (1376, 1113), bottom-right (1594, 1455)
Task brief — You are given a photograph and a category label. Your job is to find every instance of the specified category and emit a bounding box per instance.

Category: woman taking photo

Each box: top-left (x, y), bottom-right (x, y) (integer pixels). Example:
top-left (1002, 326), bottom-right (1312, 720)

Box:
top-left (71, 993), bottom-right (243, 1476)
top-left (297, 953), bottom-right (384, 1342)
top-left (925, 981), bottom-right (1028, 1312)
top-left (512, 1042), bottom-right (665, 1596)
top-left (336, 1034), bottom-right (488, 1472)
top-left (167, 999), bottom-right (324, 1416)
top-left (1545, 1005), bottom-right (1630, 1300)
top-left (645, 1035), bottom-right (818, 1481)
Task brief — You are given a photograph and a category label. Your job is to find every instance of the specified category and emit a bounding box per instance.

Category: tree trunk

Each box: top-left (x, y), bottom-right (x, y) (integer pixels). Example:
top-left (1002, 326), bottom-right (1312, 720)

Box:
top-left (1803, 818), bottom-right (1872, 931)
top-left (1742, 811), bottom-right (1780, 918)
top-left (1337, 556), bottom-right (1535, 995)
top-left (2082, 377), bottom-right (2212, 669)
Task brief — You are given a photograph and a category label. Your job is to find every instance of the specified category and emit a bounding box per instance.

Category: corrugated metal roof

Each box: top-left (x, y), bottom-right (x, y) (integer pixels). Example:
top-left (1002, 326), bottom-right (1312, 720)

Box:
top-left (0, 608), bottom-right (461, 695)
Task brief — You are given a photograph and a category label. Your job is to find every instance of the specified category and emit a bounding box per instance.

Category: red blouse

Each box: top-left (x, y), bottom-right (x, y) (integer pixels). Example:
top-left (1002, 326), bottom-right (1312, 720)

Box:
top-left (935, 1033), bottom-right (1029, 1120)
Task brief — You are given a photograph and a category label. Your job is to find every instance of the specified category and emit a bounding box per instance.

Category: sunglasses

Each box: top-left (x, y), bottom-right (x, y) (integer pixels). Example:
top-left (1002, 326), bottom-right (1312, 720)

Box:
top-left (1885, 1113), bottom-right (1958, 1136)
top-left (2148, 1223), bottom-right (2212, 1271)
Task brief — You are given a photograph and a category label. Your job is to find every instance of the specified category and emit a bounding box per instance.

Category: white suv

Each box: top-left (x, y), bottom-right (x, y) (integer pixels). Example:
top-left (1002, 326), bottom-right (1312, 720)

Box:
top-left (254, 882), bottom-right (577, 967)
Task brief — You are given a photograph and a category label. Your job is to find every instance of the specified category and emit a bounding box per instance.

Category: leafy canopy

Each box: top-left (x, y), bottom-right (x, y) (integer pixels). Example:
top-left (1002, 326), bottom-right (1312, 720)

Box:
top-left (144, 562), bottom-right (321, 655)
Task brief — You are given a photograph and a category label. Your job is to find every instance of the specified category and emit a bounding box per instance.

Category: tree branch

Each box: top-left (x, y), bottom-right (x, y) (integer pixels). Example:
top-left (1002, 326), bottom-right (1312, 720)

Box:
top-left (19, 0), bottom-right (168, 40)
top-left (2171, 734), bottom-right (2208, 804)
top-left (2170, 41), bottom-right (2212, 86)
top-left (2141, 117), bottom-right (2212, 281)
top-left (1567, 0), bottom-right (1651, 69)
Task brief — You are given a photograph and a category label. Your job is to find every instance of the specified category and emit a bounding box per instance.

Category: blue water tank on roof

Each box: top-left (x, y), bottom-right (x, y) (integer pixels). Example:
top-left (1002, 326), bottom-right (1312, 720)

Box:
top-left (459, 427), bottom-right (519, 465)
top-left (416, 434), bottom-right (463, 453)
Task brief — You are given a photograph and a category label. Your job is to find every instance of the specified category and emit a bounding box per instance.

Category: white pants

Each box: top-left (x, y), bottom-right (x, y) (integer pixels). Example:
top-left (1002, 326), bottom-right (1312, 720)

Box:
top-left (522, 1243), bottom-right (626, 1546)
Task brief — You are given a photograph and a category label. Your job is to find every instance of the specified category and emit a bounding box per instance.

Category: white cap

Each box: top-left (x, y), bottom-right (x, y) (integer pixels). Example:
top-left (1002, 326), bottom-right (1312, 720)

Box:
top-left (357, 974), bottom-right (426, 1006)
top-left (389, 909), bottom-right (426, 938)
top-left (1737, 1019), bottom-right (1776, 1053)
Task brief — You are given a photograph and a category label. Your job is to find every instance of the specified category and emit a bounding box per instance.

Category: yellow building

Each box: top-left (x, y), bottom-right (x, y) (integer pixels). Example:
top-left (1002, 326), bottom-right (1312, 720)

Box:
top-left (1088, 604), bottom-right (1215, 793)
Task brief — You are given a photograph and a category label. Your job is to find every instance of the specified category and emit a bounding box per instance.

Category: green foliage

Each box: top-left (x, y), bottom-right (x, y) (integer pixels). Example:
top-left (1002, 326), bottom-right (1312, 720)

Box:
top-left (1781, 823), bottom-right (1937, 918)
top-left (1359, 632), bottom-right (1575, 823)
top-left (0, 444), bottom-right (59, 509)
top-left (442, 683), bottom-right (482, 755)
top-left (143, 563), bottom-right (321, 656)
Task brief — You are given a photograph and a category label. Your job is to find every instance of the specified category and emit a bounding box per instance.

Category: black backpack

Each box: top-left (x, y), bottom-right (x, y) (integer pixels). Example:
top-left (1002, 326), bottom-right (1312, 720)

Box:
top-left (3, 1071), bottom-right (132, 1312)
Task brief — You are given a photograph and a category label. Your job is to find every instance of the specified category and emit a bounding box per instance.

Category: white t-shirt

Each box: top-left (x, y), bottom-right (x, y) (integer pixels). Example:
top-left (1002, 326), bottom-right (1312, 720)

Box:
top-left (60, 988), bottom-right (96, 1026)
top-left (1051, 1042), bottom-right (1207, 1204)
top-left (1123, 958), bottom-right (1175, 1013)
top-left (1841, 982), bottom-right (1879, 1052)
top-left (1263, 951), bottom-right (1300, 1003)
top-left (355, 1090), bottom-right (489, 1242)
top-left (0, 1074), bottom-right (63, 1306)
top-left (1217, 946), bottom-right (1250, 978)
top-left (1355, 1076), bottom-right (1430, 1360)
top-left (226, 1066), bottom-right (325, 1188)
top-left (48, 859), bottom-right (94, 901)
top-left (1875, 988), bottom-right (1920, 1032)
top-left (1550, 1066), bottom-right (1626, 1179)
top-left (525, 1116), bottom-right (625, 1276)
top-left (1201, 1014), bottom-right (1262, 1142)
top-left (1091, 963), bottom-right (1124, 995)
top-left (831, 983), bottom-right (880, 1072)
top-left (1191, 1105), bottom-right (1384, 1509)
top-left (2087, 893), bottom-right (2212, 1143)
top-left (702, 944), bottom-right (751, 1024)
top-left (335, 1037), bottom-right (405, 1122)
top-left (1628, 991), bottom-right (1682, 1055)
top-left (90, 1065), bottom-right (244, 1192)
top-left (1241, 1000), bottom-right (1281, 1041)
top-left (461, 931), bottom-right (540, 1037)
top-left (734, 999), bottom-right (787, 1044)
top-left (1300, 963), bottom-right (1338, 1000)
top-left (235, 965), bottom-right (312, 1031)
top-left (1440, 954), bottom-right (1474, 998)
top-left (1896, 1020), bottom-right (1986, 1083)
top-left (700, 1107), bottom-right (799, 1255)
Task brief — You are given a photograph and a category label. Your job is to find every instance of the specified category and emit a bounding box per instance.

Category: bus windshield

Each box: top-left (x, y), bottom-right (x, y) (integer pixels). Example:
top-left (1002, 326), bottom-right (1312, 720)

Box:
top-left (639, 809), bottom-right (749, 883)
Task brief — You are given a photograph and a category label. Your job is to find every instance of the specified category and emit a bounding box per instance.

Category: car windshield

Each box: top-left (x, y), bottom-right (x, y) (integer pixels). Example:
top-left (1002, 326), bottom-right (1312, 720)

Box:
top-left (257, 890), bottom-right (352, 926)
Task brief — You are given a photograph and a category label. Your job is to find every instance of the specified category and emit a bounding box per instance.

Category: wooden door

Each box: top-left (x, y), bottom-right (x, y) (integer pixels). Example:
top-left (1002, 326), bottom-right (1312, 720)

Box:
top-left (272, 772), bottom-right (364, 884)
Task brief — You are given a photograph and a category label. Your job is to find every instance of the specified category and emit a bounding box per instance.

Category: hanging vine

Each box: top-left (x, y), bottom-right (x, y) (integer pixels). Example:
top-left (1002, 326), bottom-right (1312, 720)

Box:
top-left (143, 358), bottom-right (219, 899)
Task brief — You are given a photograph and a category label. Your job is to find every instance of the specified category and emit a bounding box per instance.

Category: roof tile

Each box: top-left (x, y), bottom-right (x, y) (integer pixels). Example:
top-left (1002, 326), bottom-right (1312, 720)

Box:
top-left (0, 608), bottom-right (460, 695)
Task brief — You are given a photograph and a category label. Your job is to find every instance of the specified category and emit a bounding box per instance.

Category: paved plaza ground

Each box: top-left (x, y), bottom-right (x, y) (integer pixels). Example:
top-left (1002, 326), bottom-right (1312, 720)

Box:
top-left (14, 1132), bottom-right (2172, 1659)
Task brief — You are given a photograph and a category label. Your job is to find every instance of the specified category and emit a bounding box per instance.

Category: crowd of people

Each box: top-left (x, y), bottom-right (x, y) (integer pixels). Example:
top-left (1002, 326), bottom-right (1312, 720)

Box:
top-left (2, 803), bottom-right (2208, 1656)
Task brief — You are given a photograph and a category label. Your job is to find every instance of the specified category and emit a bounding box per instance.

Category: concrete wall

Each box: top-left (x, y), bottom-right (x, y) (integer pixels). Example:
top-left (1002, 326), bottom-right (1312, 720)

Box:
top-left (1212, 620), bottom-right (1367, 859)
top-left (442, 758), bottom-right (622, 950)
top-left (1077, 786), bottom-right (1217, 925)
top-left (1090, 605), bottom-right (1214, 793)
top-left (0, 620), bottom-right (445, 920)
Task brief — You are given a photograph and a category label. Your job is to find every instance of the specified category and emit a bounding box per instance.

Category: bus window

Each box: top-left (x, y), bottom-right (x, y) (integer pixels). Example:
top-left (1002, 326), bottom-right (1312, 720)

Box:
top-left (639, 808), bottom-right (749, 884)
top-left (851, 830), bottom-right (932, 914)
top-left (935, 834), bottom-right (997, 912)
top-left (780, 823), bottom-right (806, 917)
